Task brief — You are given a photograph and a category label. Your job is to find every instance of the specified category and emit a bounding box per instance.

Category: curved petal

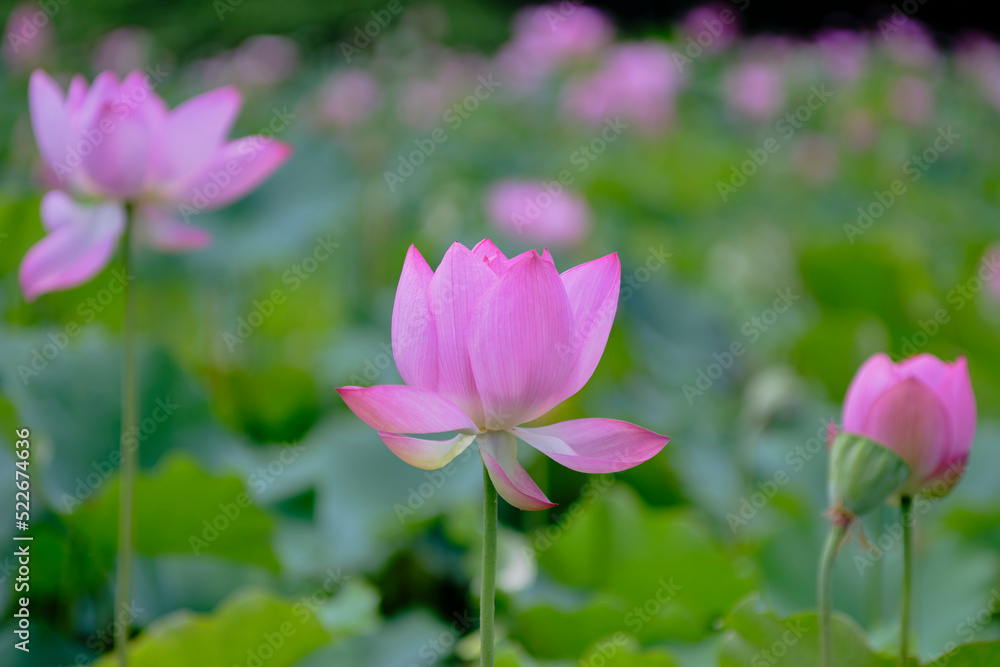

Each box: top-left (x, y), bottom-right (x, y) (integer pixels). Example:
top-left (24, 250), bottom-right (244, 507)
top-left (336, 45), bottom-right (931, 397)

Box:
top-left (471, 238), bottom-right (508, 276)
top-left (28, 70), bottom-right (69, 170)
top-left (842, 353), bottom-right (900, 434)
top-left (19, 194), bottom-right (125, 301)
top-left (468, 251), bottom-right (574, 430)
top-left (428, 242), bottom-right (498, 425)
top-left (862, 376), bottom-right (951, 485)
top-left (135, 206), bottom-right (211, 252)
top-left (158, 86), bottom-right (242, 185)
top-left (169, 137), bottom-right (291, 211)
top-left (378, 431), bottom-right (474, 470)
top-left (899, 354), bottom-right (976, 460)
top-left (391, 245), bottom-right (438, 390)
top-left (337, 385), bottom-right (476, 434)
top-left (513, 418), bottom-right (667, 473)
top-left (80, 71), bottom-right (165, 198)
top-left (479, 431), bottom-right (555, 510)
top-left (40, 188), bottom-right (82, 232)
top-left (536, 253), bottom-right (620, 416)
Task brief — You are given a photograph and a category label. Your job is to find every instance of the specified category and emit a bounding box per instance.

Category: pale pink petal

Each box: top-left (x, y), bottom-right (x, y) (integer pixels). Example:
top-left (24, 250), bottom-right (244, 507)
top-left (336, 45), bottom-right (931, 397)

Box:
top-left (862, 377), bottom-right (951, 484)
top-left (158, 86), bottom-right (242, 184)
top-left (19, 194), bottom-right (125, 301)
top-left (842, 353), bottom-right (900, 434)
top-left (427, 242), bottom-right (498, 425)
top-left (135, 206), bottom-right (211, 251)
top-left (391, 245), bottom-right (438, 390)
top-left (479, 431), bottom-right (555, 510)
top-left (467, 251), bottom-right (574, 430)
top-left (40, 189), bottom-right (82, 232)
top-left (471, 238), bottom-right (509, 276)
top-left (513, 418), bottom-right (667, 473)
top-left (378, 431), bottom-right (474, 470)
top-left (898, 354), bottom-right (976, 460)
top-left (28, 70), bottom-right (69, 169)
top-left (536, 253), bottom-right (620, 416)
top-left (80, 70), bottom-right (165, 197)
top-left (170, 137), bottom-right (291, 211)
top-left (66, 75), bottom-right (87, 113)
top-left (337, 385), bottom-right (476, 434)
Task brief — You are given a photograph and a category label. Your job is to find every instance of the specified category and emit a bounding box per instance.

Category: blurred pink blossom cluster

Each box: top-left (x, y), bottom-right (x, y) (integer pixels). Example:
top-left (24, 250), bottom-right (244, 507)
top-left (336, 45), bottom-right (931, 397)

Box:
top-left (192, 35), bottom-right (300, 90)
top-left (3, 3), bottom-right (54, 70)
top-left (496, 3), bottom-right (613, 92)
top-left (485, 180), bottom-right (591, 246)
top-left (563, 41), bottom-right (686, 134)
top-left (316, 69), bottom-right (381, 129)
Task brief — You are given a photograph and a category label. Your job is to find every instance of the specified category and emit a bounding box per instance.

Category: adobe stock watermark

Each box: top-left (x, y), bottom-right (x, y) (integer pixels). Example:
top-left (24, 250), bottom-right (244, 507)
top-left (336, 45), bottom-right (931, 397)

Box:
top-left (384, 74), bottom-right (502, 192)
top-left (222, 234), bottom-right (340, 351)
top-left (716, 85), bottom-right (834, 201)
top-left (522, 474), bottom-right (616, 561)
top-left (844, 126), bottom-right (959, 243)
top-left (673, 0), bottom-right (749, 71)
top-left (878, 0), bottom-right (930, 39)
top-left (17, 268), bottom-right (135, 385)
top-left (50, 65), bottom-right (170, 183)
top-left (893, 253), bottom-right (1000, 358)
top-left (178, 106), bottom-right (296, 222)
top-left (725, 418), bottom-right (835, 532)
top-left (338, 0), bottom-right (414, 62)
top-left (853, 460), bottom-right (966, 575)
top-left (5, 0), bottom-right (68, 54)
top-left (59, 396), bottom-right (179, 512)
top-left (683, 288), bottom-right (799, 404)
top-left (394, 446), bottom-right (475, 522)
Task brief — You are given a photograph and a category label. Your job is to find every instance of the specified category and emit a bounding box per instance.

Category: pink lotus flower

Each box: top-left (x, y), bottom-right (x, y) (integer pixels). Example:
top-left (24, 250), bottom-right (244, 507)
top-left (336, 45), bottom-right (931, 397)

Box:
top-left (337, 240), bottom-right (668, 510)
top-left (20, 69), bottom-right (292, 300)
top-left (3, 3), bottom-right (54, 70)
top-left (485, 180), bottom-right (590, 246)
top-left (722, 60), bottom-right (785, 120)
top-left (317, 69), bottom-right (380, 130)
top-left (842, 353), bottom-right (976, 496)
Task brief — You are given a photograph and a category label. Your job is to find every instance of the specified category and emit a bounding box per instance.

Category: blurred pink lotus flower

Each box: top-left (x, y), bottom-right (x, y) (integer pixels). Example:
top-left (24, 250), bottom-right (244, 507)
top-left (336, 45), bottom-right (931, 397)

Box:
top-left (317, 69), bottom-right (380, 129)
top-left (563, 42), bottom-right (684, 134)
top-left (888, 75), bottom-right (934, 125)
top-left (3, 3), bottom-right (54, 70)
top-left (485, 180), bottom-right (590, 246)
top-left (93, 28), bottom-right (152, 75)
top-left (231, 35), bottom-right (300, 87)
top-left (679, 3), bottom-right (739, 55)
top-left (882, 19), bottom-right (938, 68)
top-left (842, 353), bottom-right (975, 496)
top-left (20, 69), bottom-right (292, 300)
top-left (497, 3), bottom-right (612, 92)
top-left (723, 60), bottom-right (785, 120)
top-left (337, 240), bottom-right (668, 510)
top-left (815, 29), bottom-right (868, 82)
top-left (956, 34), bottom-right (1000, 112)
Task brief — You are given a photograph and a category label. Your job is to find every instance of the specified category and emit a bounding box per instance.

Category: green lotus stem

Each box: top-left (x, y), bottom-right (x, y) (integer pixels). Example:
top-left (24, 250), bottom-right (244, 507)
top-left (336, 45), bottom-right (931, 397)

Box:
top-left (819, 521), bottom-right (847, 667)
top-left (115, 210), bottom-right (137, 666)
top-left (481, 463), bottom-right (497, 667)
top-left (900, 496), bottom-right (914, 667)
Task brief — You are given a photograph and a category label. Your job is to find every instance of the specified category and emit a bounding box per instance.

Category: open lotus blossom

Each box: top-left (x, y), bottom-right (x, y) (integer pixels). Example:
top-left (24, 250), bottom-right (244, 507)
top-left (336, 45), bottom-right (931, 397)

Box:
top-left (20, 69), bottom-right (292, 300)
top-left (337, 240), bottom-right (668, 510)
top-left (841, 353), bottom-right (976, 497)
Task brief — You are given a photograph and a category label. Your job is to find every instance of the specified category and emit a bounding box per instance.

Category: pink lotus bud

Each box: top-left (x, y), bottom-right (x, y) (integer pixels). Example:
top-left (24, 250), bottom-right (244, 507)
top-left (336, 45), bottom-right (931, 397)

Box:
top-left (679, 3), bottom-right (740, 55)
top-left (842, 353), bottom-right (976, 497)
top-left (485, 180), bottom-right (590, 246)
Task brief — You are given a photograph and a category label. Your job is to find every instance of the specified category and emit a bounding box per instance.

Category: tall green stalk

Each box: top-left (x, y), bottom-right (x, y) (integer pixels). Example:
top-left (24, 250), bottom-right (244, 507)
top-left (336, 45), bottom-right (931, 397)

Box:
top-left (900, 496), bottom-right (914, 667)
top-left (481, 464), bottom-right (497, 667)
top-left (115, 210), bottom-right (137, 666)
top-left (819, 521), bottom-right (847, 667)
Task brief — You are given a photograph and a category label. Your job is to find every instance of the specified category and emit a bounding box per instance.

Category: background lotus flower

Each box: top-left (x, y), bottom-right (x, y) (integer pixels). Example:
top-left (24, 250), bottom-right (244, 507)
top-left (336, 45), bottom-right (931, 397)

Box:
top-left (841, 353), bottom-right (976, 496)
top-left (485, 180), bottom-right (591, 246)
top-left (337, 239), bottom-right (668, 510)
top-left (20, 69), bottom-right (292, 300)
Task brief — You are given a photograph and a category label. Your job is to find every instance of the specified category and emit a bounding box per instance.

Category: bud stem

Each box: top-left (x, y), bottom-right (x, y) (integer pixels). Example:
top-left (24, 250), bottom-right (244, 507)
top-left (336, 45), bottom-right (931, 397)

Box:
top-left (481, 463), bottom-right (497, 667)
top-left (819, 520), bottom-right (847, 667)
top-left (900, 495), bottom-right (914, 667)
